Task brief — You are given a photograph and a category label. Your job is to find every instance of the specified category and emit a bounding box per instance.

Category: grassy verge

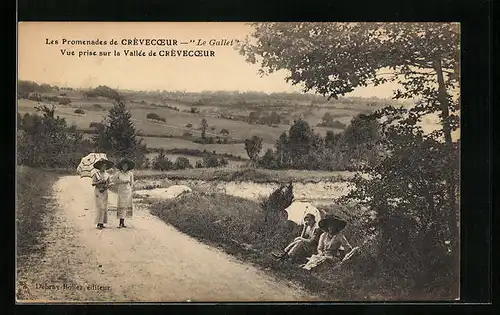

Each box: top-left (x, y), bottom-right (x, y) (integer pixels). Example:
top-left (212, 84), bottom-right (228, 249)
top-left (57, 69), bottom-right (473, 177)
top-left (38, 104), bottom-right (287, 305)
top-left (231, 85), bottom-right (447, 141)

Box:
top-left (38, 167), bottom-right (357, 184)
top-left (16, 166), bottom-right (59, 297)
top-left (135, 167), bottom-right (357, 184)
top-left (150, 192), bottom-right (404, 300)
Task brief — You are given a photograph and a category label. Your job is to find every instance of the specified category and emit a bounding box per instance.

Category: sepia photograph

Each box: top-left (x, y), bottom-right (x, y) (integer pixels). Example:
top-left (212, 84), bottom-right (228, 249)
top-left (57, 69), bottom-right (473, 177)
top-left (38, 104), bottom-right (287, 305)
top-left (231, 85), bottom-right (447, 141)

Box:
top-left (16, 22), bottom-right (460, 302)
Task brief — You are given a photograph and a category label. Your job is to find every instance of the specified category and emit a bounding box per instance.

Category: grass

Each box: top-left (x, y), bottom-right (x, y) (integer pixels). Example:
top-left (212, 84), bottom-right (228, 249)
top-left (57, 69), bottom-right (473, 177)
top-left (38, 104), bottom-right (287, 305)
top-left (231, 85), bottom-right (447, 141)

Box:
top-left (16, 166), bottom-right (59, 293)
top-left (134, 167), bottom-right (357, 184)
top-left (149, 192), bottom-right (408, 300)
top-left (139, 136), bottom-right (273, 158)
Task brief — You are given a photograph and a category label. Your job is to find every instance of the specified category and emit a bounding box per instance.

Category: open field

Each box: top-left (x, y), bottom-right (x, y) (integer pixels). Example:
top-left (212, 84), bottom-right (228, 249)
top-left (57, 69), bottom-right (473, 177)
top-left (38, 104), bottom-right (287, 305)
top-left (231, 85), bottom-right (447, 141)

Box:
top-left (140, 136), bottom-right (272, 158)
top-left (19, 88), bottom-right (430, 165)
top-left (17, 91), bottom-right (381, 146)
top-left (18, 98), bottom-right (288, 143)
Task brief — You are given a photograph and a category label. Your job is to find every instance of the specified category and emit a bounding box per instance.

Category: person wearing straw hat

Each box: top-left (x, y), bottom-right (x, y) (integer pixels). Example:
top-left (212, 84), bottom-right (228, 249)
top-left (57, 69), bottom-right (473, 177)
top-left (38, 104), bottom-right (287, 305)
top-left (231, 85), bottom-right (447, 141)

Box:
top-left (272, 213), bottom-right (321, 262)
top-left (301, 215), bottom-right (353, 270)
top-left (91, 158), bottom-right (114, 229)
top-left (110, 158), bottom-right (135, 228)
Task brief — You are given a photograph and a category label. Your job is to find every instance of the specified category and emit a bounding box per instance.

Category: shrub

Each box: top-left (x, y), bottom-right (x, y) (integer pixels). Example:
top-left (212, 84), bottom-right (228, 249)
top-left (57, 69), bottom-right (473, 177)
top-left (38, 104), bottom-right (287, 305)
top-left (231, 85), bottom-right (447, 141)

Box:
top-left (74, 109), bottom-right (85, 115)
top-left (146, 112), bottom-right (166, 122)
top-left (259, 183), bottom-right (294, 225)
top-left (219, 157), bottom-right (229, 167)
top-left (93, 104), bottom-right (104, 110)
top-left (27, 92), bottom-right (42, 101)
top-left (59, 97), bottom-right (71, 105)
top-left (174, 156), bottom-right (193, 170)
top-left (17, 105), bottom-right (91, 167)
top-left (195, 160), bottom-right (204, 168)
top-left (152, 150), bottom-right (174, 171)
top-left (202, 155), bottom-right (220, 168)
top-left (258, 149), bottom-right (278, 169)
top-left (89, 121), bottom-right (104, 130)
top-left (186, 123), bottom-right (193, 128)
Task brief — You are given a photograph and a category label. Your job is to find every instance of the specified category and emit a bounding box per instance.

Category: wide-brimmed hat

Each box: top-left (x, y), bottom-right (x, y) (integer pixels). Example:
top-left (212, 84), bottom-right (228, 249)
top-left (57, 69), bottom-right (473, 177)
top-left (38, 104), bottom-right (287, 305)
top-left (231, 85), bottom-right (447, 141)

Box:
top-left (116, 158), bottom-right (135, 171)
top-left (93, 158), bottom-right (114, 170)
top-left (303, 213), bottom-right (316, 221)
top-left (318, 215), bottom-right (347, 234)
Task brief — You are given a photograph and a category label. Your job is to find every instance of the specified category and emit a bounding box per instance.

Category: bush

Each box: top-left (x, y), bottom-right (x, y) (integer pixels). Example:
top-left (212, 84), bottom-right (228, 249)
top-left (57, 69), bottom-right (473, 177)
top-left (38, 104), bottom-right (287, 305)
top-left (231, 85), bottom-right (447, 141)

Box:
top-left (146, 112), bottom-right (166, 122)
top-left (93, 104), bottom-right (104, 110)
top-left (74, 109), bottom-right (85, 115)
top-left (219, 157), bottom-right (229, 167)
top-left (201, 155), bottom-right (229, 168)
top-left (259, 183), bottom-right (294, 224)
top-left (174, 156), bottom-right (193, 170)
top-left (59, 97), bottom-right (71, 105)
top-left (17, 105), bottom-right (92, 167)
top-left (27, 92), bottom-right (42, 101)
top-left (202, 155), bottom-right (220, 168)
top-left (258, 149), bottom-right (279, 169)
top-left (152, 150), bottom-right (174, 171)
top-left (186, 123), bottom-right (193, 128)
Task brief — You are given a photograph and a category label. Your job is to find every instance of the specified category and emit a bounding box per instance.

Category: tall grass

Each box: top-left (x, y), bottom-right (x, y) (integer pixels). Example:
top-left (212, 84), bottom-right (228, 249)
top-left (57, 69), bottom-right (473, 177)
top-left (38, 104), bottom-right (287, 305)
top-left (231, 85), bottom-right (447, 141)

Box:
top-left (16, 167), bottom-right (58, 267)
top-left (149, 192), bottom-right (405, 300)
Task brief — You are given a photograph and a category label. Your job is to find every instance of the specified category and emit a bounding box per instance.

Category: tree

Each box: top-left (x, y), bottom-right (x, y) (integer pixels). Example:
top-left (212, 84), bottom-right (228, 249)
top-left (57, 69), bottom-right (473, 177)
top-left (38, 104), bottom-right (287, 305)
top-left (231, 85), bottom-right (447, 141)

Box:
top-left (244, 136), bottom-right (263, 164)
top-left (93, 100), bottom-right (147, 166)
top-left (146, 112), bottom-right (166, 122)
top-left (240, 22), bottom-right (460, 296)
top-left (321, 112), bottom-right (334, 125)
top-left (152, 149), bottom-right (174, 171)
top-left (258, 148), bottom-right (278, 169)
top-left (200, 118), bottom-right (208, 139)
top-left (203, 155), bottom-right (221, 168)
top-left (248, 111), bottom-right (260, 124)
top-left (220, 128), bottom-right (230, 143)
top-left (94, 85), bottom-right (121, 101)
top-left (174, 156), bottom-right (193, 170)
top-left (275, 132), bottom-right (290, 168)
top-left (288, 118), bottom-right (313, 169)
top-left (325, 130), bottom-right (341, 149)
top-left (341, 123), bottom-right (459, 295)
top-left (239, 22), bottom-right (459, 146)
top-left (340, 114), bottom-right (380, 149)
top-left (269, 111), bottom-right (281, 124)
top-left (17, 104), bottom-right (90, 167)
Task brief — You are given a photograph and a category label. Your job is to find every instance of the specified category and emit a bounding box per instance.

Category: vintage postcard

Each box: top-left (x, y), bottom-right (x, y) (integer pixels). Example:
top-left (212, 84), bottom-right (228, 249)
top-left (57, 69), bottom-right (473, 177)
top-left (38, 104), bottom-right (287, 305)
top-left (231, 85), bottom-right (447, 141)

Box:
top-left (16, 22), bottom-right (460, 303)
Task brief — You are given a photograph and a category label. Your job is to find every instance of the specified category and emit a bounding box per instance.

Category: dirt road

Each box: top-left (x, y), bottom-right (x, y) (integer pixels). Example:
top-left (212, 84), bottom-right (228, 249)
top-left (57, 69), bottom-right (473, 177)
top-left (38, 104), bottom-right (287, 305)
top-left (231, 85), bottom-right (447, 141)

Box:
top-left (17, 176), bottom-right (317, 302)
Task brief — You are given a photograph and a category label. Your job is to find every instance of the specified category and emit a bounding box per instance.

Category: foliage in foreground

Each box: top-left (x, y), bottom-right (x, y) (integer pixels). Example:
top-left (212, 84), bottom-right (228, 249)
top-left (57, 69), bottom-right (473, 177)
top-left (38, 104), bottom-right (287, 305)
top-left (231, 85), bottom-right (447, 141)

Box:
top-left (151, 190), bottom-right (448, 300)
top-left (17, 105), bottom-right (93, 168)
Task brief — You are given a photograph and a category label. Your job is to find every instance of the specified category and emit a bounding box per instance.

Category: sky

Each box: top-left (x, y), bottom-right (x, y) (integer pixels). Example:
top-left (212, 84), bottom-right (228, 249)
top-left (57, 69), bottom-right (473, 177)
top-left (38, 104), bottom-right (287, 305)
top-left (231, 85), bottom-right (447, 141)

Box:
top-left (18, 22), bottom-right (401, 99)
